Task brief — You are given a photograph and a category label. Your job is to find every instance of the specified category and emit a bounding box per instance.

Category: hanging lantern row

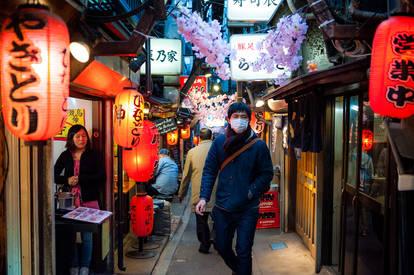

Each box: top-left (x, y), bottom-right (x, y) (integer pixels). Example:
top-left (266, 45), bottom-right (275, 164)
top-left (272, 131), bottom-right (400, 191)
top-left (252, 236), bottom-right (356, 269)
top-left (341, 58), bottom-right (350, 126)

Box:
top-left (369, 16), bottom-right (414, 119)
top-left (0, 5), bottom-right (70, 141)
top-left (130, 194), bottom-right (153, 237)
top-left (362, 129), bottom-right (373, 150)
top-left (113, 87), bottom-right (144, 148)
top-left (167, 129), bottom-right (178, 146)
top-left (123, 120), bottom-right (159, 182)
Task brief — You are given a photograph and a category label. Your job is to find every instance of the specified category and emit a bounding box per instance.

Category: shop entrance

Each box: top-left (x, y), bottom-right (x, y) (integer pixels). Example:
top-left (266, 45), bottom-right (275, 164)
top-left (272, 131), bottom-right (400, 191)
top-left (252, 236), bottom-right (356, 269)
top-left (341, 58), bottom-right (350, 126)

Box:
top-left (296, 151), bottom-right (316, 258)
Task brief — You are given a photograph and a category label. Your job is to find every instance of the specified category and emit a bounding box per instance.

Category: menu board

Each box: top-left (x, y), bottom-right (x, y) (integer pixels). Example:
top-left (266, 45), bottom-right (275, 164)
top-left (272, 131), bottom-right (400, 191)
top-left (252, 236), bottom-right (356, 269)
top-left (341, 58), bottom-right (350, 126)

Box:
top-left (62, 207), bottom-right (112, 224)
top-left (153, 118), bottom-right (177, 135)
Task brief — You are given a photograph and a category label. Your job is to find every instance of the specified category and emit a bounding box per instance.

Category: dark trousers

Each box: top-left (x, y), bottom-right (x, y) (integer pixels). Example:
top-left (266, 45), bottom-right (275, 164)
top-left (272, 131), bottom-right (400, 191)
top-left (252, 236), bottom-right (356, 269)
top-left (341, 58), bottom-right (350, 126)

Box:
top-left (212, 206), bottom-right (259, 275)
top-left (195, 212), bottom-right (211, 251)
top-left (145, 184), bottom-right (160, 197)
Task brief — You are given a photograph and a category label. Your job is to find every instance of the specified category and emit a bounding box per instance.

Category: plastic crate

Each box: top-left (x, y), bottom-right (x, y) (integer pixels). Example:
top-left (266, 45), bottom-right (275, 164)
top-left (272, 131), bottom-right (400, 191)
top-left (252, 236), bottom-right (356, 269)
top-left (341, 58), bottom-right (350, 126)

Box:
top-left (259, 191), bottom-right (279, 211)
top-left (256, 209), bottom-right (280, 229)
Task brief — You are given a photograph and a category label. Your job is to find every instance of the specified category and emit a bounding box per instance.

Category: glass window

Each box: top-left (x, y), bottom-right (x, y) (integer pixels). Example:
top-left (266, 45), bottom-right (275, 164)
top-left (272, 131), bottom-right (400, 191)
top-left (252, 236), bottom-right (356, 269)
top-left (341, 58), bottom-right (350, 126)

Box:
top-left (347, 96), bottom-right (359, 187)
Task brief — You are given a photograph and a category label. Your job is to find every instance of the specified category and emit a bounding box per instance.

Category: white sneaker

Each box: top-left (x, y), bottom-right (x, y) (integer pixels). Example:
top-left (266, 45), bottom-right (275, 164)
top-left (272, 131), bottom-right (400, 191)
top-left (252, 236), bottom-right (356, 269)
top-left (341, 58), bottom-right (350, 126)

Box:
top-left (79, 267), bottom-right (89, 275)
top-left (70, 267), bottom-right (79, 275)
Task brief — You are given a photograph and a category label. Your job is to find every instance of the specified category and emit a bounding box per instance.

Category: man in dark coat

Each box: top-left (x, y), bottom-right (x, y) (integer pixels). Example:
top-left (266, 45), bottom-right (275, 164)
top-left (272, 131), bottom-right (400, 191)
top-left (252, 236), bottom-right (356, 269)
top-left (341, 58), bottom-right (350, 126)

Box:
top-left (196, 103), bottom-right (273, 275)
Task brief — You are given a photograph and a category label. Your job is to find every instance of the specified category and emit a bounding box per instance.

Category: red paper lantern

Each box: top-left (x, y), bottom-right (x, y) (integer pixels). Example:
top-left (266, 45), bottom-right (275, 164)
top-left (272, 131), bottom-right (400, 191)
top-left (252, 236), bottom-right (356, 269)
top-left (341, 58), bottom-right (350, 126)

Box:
top-left (130, 194), bottom-right (153, 237)
top-left (250, 111), bottom-right (265, 134)
top-left (113, 87), bottom-right (144, 148)
top-left (0, 5), bottom-right (70, 141)
top-left (123, 120), bottom-right (159, 182)
top-left (369, 16), bottom-right (414, 118)
top-left (193, 136), bottom-right (199, 146)
top-left (167, 130), bottom-right (178, 145)
top-left (362, 129), bottom-right (373, 150)
top-left (180, 124), bottom-right (190, 139)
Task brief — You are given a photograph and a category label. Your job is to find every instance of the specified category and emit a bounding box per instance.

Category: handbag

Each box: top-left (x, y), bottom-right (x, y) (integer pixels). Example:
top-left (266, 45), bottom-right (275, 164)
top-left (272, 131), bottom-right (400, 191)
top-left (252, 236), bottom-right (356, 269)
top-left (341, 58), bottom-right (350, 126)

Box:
top-left (220, 138), bottom-right (260, 171)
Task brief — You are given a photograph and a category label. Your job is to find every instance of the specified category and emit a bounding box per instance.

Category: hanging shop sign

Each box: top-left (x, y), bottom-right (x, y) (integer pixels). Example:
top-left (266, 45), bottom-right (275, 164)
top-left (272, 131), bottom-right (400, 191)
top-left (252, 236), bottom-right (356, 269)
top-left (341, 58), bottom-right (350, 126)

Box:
top-left (369, 16), bottom-right (414, 118)
top-left (113, 87), bottom-right (144, 148)
top-left (54, 109), bottom-right (85, 141)
top-left (230, 34), bottom-right (289, 81)
top-left (227, 0), bottom-right (282, 24)
top-left (123, 120), bottom-right (159, 182)
top-left (153, 117), bottom-right (177, 135)
top-left (130, 195), bottom-right (153, 237)
top-left (179, 76), bottom-right (207, 94)
top-left (0, 5), bottom-right (70, 141)
top-left (141, 38), bottom-right (182, 75)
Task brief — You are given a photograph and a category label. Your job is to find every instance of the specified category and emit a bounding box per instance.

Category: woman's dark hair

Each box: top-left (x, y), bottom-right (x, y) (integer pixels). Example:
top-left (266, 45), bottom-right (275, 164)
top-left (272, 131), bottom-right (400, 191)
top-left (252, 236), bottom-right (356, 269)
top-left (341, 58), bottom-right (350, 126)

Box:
top-left (66, 124), bottom-right (90, 151)
top-left (199, 128), bottom-right (212, 140)
top-left (227, 102), bottom-right (252, 120)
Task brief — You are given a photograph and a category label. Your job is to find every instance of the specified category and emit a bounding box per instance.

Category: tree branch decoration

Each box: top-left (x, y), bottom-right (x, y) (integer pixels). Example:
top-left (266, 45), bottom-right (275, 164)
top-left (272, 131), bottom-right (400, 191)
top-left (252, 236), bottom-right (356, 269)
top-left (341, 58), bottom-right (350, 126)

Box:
top-left (176, 7), bottom-right (231, 80)
top-left (250, 13), bottom-right (308, 85)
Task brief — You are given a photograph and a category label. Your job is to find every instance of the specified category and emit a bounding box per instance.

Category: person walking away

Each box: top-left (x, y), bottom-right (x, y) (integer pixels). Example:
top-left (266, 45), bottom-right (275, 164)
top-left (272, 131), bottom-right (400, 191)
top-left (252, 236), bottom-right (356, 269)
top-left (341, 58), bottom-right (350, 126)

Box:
top-left (196, 103), bottom-right (273, 275)
top-left (54, 125), bottom-right (106, 275)
top-left (146, 148), bottom-right (178, 199)
top-left (178, 128), bottom-right (217, 254)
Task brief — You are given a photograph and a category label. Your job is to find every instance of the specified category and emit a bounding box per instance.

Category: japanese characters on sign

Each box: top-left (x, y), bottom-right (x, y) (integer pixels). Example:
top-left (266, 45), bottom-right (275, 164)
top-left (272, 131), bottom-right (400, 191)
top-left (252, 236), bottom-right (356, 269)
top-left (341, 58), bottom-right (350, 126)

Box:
top-left (179, 76), bottom-right (207, 95)
top-left (369, 16), bottom-right (414, 118)
top-left (0, 6), bottom-right (70, 141)
top-left (141, 38), bottom-right (182, 75)
top-left (227, 0), bottom-right (282, 24)
top-left (230, 34), bottom-right (289, 81)
top-left (54, 109), bottom-right (85, 141)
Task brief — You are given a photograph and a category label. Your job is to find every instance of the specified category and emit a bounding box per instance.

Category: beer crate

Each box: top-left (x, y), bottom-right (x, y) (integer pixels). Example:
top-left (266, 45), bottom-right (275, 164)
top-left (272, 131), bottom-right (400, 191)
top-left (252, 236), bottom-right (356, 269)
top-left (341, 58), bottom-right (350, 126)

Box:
top-left (256, 209), bottom-right (280, 229)
top-left (259, 191), bottom-right (279, 211)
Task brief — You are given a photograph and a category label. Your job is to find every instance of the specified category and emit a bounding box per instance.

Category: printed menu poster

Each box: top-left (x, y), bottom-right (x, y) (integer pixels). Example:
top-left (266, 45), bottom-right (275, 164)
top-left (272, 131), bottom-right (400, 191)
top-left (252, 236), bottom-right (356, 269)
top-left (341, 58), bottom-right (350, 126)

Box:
top-left (62, 207), bottom-right (112, 224)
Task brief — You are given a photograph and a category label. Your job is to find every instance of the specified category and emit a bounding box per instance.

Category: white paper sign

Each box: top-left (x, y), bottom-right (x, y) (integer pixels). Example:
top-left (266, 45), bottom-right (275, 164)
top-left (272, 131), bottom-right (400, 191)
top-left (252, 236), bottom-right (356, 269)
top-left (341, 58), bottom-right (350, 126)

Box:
top-left (141, 38), bottom-right (182, 75)
top-left (230, 34), bottom-right (289, 81)
top-left (227, 0), bottom-right (282, 23)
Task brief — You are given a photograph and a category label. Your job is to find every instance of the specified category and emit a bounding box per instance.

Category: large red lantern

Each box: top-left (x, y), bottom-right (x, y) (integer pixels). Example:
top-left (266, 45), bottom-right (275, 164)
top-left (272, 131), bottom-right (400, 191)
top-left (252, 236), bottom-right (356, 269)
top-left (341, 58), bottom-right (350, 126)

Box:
top-left (369, 16), bottom-right (414, 118)
top-left (130, 194), bottom-right (153, 237)
top-left (167, 129), bottom-right (178, 145)
top-left (123, 120), bottom-right (159, 182)
top-left (250, 111), bottom-right (264, 134)
top-left (0, 5), bottom-right (70, 141)
top-left (362, 129), bottom-right (373, 150)
top-left (193, 136), bottom-right (199, 146)
top-left (113, 87), bottom-right (144, 148)
top-left (180, 124), bottom-right (190, 139)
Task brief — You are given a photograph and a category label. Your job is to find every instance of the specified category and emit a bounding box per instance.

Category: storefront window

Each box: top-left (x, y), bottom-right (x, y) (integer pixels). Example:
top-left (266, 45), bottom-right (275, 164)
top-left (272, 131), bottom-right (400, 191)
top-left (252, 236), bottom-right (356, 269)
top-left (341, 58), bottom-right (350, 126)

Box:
top-left (347, 96), bottom-right (359, 187)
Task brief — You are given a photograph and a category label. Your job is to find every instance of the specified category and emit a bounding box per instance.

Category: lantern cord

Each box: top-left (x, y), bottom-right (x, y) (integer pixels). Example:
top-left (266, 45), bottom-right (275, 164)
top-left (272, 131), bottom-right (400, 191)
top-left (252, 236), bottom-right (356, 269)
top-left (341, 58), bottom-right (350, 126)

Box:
top-left (84, 1), bottom-right (150, 23)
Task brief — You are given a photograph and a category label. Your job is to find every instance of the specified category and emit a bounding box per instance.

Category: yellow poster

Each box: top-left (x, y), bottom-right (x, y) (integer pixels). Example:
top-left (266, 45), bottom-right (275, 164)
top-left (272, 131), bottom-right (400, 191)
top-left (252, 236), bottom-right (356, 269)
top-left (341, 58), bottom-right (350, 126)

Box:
top-left (54, 109), bottom-right (85, 140)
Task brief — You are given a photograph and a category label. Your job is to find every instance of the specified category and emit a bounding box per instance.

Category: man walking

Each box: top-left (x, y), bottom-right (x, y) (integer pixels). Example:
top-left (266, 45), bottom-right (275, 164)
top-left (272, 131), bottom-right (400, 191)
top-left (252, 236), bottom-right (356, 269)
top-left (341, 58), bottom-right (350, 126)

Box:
top-left (178, 128), bottom-right (216, 254)
top-left (196, 103), bottom-right (273, 275)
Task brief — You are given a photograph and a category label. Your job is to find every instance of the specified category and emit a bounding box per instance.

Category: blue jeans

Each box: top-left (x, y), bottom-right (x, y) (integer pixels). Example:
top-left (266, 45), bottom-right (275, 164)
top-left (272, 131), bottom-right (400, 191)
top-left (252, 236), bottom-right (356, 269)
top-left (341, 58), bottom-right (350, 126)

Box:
top-left (71, 232), bottom-right (93, 268)
top-left (212, 206), bottom-right (259, 275)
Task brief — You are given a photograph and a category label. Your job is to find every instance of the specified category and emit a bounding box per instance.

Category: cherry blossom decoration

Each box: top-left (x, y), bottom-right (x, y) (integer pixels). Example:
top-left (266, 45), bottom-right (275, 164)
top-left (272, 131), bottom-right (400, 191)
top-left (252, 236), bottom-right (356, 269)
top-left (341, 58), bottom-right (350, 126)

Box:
top-left (176, 7), bottom-right (231, 80)
top-left (307, 60), bottom-right (318, 72)
top-left (250, 13), bottom-right (308, 85)
top-left (182, 90), bottom-right (236, 127)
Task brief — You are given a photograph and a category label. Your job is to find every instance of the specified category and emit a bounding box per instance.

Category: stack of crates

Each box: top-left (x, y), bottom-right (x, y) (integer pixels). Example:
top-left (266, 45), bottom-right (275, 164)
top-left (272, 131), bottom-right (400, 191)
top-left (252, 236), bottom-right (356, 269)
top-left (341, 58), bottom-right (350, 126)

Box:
top-left (256, 190), bottom-right (280, 229)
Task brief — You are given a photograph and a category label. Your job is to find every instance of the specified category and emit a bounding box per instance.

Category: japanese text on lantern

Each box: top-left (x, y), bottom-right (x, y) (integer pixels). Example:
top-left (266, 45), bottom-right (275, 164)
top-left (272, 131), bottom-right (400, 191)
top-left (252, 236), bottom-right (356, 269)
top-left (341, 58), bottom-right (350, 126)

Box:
top-left (386, 33), bottom-right (414, 108)
top-left (131, 94), bottom-right (144, 141)
top-left (4, 11), bottom-right (68, 135)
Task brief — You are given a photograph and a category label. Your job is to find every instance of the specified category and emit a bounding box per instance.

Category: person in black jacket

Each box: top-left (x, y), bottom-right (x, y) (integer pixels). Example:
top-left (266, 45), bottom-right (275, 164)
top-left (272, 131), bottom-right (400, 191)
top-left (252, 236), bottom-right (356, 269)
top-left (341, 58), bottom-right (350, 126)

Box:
top-left (54, 124), bottom-right (106, 275)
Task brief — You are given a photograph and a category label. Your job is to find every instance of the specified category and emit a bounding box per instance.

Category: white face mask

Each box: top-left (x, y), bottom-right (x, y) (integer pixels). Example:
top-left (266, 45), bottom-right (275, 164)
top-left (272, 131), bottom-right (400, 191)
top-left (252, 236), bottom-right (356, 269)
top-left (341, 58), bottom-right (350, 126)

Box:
top-left (230, 118), bottom-right (249, 133)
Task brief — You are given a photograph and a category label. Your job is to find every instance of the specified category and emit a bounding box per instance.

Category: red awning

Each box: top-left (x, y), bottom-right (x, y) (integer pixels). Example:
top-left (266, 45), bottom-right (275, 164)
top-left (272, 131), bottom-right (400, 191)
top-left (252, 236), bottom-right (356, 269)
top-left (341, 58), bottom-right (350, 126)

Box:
top-left (71, 60), bottom-right (137, 98)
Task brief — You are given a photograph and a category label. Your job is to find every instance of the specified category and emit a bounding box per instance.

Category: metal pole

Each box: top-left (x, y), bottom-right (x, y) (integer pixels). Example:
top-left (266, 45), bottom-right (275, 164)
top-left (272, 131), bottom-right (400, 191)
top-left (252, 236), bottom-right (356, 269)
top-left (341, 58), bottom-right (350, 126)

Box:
top-left (236, 82), bottom-right (243, 102)
top-left (145, 39), bottom-right (152, 97)
top-left (117, 146), bottom-right (126, 271)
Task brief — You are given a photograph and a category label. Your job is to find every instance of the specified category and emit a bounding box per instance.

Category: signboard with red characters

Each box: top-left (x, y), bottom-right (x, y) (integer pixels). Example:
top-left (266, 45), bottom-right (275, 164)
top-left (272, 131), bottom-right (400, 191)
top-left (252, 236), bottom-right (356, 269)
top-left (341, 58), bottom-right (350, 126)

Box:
top-left (370, 16), bottom-right (414, 118)
top-left (179, 76), bottom-right (207, 95)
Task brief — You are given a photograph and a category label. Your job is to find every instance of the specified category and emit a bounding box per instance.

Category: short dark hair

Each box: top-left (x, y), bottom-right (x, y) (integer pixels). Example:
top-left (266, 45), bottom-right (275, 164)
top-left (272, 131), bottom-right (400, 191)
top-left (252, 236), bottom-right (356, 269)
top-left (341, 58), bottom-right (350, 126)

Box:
top-left (66, 124), bottom-right (90, 152)
top-left (199, 128), bottom-right (212, 141)
top-left (227, 102), bottom-right (251, 120)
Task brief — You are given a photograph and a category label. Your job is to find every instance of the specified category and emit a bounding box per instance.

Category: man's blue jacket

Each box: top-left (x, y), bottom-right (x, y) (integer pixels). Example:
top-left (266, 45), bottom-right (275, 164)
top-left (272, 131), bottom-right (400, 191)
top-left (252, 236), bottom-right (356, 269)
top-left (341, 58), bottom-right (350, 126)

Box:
top-left (200, 132), bottom-right (274, 212)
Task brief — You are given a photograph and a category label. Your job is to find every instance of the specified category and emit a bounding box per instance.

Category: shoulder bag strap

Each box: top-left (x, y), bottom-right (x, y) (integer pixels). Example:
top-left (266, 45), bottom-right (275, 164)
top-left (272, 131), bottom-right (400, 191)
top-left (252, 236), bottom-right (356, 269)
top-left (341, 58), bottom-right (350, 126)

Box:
top-left (220, 138), bottom-right (260, 171)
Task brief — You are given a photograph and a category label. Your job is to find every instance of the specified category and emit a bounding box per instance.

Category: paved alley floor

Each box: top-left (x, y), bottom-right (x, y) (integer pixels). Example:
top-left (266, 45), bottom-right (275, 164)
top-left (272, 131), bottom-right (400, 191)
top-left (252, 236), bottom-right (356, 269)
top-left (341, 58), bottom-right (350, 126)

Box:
top-left (157, 205), bottom-right (334, 275)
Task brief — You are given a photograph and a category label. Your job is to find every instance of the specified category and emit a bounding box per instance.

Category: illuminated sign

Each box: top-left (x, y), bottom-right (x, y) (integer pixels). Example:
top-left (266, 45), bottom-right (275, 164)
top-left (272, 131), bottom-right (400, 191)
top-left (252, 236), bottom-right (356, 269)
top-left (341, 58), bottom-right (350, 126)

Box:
top-left (227, 0), bottom-right (282, 23)
top-left (230, 34), bottom-right (290, 81)
top-left (179, 76), bottom-right (207, 94)
top-left (141, 38), bottom-right (182, 75)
